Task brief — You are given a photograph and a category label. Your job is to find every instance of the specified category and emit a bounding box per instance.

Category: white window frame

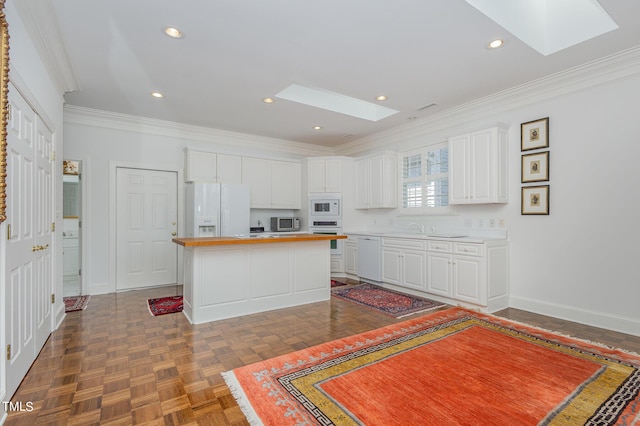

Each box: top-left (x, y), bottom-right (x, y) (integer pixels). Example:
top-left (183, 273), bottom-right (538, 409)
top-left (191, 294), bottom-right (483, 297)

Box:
top-left (399, 142), bottom-right (456, 215)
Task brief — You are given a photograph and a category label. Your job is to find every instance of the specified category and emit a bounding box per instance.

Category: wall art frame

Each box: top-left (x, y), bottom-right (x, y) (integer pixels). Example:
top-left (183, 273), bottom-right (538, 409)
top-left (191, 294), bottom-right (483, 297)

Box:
top-left (521, 117), bottom-right (549, 151)
top-left (521, 185), bottom-right (549, 215)
top-left (0, 0), bottom-right (7, 223)
top-left (521, 151), bottom-right (549, 183)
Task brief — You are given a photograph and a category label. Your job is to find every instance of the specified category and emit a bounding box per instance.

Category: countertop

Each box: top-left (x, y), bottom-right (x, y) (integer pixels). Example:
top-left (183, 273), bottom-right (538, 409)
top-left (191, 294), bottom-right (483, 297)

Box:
top-left (173, 233), bottom-right (347, 247)
top-left (344, 230), bottom-right (506, 243)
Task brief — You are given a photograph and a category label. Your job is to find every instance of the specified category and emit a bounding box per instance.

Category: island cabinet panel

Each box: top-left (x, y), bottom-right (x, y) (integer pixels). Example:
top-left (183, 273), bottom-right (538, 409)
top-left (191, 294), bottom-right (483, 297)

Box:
top-left (250, 246), bottom-right (291, 298)
top-left (200, 248), bottom-right (247, 305)
top-left (294, 244), bottom-right (330, 292)
top-left (181, 239), bottom-right (331, 324)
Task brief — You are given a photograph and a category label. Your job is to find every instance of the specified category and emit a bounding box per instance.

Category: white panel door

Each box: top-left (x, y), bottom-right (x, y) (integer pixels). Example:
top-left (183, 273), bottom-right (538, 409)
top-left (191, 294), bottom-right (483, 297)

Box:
top-left (4, 86), bottom-right (37, 399)
top-left (116, 168), bottom-right (178, 290)
top-left (33, 116), bottom-right (54, 351)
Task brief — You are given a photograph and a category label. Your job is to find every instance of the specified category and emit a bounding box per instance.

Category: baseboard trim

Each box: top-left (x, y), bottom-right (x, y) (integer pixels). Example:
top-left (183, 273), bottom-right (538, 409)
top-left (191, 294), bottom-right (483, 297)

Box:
top-left (509, 295), bottom-right (640, 338)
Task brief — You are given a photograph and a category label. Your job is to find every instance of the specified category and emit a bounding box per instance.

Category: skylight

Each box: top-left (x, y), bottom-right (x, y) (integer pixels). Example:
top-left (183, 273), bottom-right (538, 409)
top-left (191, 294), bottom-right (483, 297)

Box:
top-left (466, 0), bottom-right (619, 56)
top-left (275, 84), bottom-right (399, 122)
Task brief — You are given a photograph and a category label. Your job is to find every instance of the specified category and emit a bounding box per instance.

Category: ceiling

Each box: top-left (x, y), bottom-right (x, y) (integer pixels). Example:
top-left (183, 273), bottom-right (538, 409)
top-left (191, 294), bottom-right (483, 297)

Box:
top-left (33, 0), bottom-right (640, 147)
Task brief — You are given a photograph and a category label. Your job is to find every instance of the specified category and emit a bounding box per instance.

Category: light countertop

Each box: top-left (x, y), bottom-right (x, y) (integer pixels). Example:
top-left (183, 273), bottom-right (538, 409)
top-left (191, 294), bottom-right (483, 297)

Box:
top-left (344, 230), bottom-right (506, 243)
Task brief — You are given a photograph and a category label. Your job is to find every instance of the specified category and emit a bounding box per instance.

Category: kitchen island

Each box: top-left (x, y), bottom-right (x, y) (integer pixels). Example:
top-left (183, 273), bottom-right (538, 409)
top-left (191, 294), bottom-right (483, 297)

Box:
top-left (173, 234), bottom-right (347, 324)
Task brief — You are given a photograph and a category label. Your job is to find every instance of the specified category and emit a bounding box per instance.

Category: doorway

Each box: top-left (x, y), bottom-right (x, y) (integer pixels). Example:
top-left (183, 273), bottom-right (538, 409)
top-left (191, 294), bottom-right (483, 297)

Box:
top-left (63, 160), bottom-right (82, 297)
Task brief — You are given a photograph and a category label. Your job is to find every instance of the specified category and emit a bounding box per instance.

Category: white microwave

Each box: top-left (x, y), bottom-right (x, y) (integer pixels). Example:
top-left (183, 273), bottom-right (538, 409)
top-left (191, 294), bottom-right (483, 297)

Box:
top-left (310, 197), bottom-right (341, 216)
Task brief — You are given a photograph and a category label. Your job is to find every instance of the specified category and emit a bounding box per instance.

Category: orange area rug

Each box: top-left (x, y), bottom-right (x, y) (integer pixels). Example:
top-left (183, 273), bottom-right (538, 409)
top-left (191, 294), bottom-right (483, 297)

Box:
top-left (222, 307), bottom-right (640, 425)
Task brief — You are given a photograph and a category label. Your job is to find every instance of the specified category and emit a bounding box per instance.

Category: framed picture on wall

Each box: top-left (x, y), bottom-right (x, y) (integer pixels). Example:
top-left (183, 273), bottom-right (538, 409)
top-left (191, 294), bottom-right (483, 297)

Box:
top-left (521, 151), bottom-right (549, 183)
top-left (521, 117), bottom-right (549, 151)
top-left (521, 185), bottom-right (549, 215)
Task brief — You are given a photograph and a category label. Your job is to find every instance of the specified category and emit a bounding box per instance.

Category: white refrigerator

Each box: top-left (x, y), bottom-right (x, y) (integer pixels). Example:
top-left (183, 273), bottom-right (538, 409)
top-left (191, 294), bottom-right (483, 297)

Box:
top-left (185, 182), bottom-right (250, 237)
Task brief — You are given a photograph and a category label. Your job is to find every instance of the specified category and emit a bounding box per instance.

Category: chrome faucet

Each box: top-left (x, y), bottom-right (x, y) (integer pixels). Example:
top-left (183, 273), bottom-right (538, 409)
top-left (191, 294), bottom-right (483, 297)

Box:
top-left (409, 223), bottom-right (425, 233)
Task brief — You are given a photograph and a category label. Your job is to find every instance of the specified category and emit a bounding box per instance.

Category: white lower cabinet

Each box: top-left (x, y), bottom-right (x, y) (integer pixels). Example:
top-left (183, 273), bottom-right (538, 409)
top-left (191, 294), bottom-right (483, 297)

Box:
top-left (345, 237), bottom-right (358, 276)
top-left (426, 240), bottom-right (508, 311)
top-left (381, 238), bottom-right (427, 291)
top-left (351, 234), bottom-right (508, 312)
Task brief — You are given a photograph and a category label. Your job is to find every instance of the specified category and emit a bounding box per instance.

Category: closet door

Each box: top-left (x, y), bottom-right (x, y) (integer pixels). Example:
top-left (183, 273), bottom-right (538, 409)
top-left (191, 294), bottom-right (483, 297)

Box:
top-left (4, 86), bottom-right (38, 399)
top-left (33, 117), bottom-right (54, 351)
top-left (3, 84), bottom-right (54, 399)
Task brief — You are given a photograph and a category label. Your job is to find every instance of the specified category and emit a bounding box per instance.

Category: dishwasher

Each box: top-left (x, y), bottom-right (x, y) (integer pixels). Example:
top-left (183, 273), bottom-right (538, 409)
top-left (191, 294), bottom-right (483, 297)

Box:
top-left (357, 235), bottom-right (381, 283)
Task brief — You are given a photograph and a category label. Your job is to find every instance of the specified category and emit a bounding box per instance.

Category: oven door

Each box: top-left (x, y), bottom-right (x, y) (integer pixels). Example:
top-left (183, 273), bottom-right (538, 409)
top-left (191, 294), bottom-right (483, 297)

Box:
top-left (309, 227), bottom-right (343, 256)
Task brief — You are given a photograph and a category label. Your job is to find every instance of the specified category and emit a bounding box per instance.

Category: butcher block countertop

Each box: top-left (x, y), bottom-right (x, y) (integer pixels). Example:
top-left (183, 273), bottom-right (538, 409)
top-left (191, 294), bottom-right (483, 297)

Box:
top-left (173, 233), bottom-right (347, 247)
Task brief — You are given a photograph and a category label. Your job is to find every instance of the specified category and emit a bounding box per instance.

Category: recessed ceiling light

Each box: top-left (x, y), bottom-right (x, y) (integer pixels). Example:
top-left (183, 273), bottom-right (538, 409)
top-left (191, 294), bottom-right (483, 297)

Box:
top-left (151, 92), bottom-right (164, 98)
top-left (488, 39), bottom-right (505, 49)
top-left (313, 126), bottom-right (323, 130)
top-left (163, 27), bottom-right (184, 39)
top-left (263, 97), bottom-right (275, 104)
top-left (375, 95), bottom-right (388, 101)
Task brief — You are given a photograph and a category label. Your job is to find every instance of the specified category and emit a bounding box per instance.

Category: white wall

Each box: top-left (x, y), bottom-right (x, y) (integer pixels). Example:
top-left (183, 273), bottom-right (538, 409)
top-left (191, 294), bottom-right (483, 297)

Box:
top-left (63, 110), bottom-right (332, 294)
top-left (336, 56), bottom-right (640, 336)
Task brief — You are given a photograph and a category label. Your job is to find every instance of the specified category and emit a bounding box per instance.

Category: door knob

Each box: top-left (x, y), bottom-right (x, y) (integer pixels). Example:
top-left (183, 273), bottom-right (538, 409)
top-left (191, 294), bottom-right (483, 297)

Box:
top-left (171, 232), bottom-right (177, 236)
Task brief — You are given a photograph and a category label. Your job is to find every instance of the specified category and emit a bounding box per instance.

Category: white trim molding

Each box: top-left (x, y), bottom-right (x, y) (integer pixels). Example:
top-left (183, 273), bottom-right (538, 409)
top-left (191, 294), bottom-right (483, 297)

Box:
top-left (510, 295), bottom-right (640, 338)
top-left (336, 45), bottom-right (640, 157)
top-left (65, 105), bottom-right (334, 159)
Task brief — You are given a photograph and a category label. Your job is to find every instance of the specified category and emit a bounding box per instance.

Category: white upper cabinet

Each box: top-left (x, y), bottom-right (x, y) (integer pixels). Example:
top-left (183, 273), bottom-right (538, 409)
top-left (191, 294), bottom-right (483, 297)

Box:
top-left (307, 158), bottom-right (342, 193)
top-left (216, 154), bottom-right (243, 184)
top-left (355, 152), bottom-right (397, 209)
top-left (242, 157), bottom-right (272, 208)
top-left (271, 160), bottom-right (301, 209)
top-left (185, 149), bottom-right (217, 182)
top-left (242, 157), bottom-right (300, 209)
top-left (449, 125), bottom-right (508, 204)
top-left (184, 149), bottom-right (242, 183)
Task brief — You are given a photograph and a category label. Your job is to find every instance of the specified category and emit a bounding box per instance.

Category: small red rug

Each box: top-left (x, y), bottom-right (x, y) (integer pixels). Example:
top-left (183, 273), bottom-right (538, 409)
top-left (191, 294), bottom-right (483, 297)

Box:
top-left (222, 307), bottom-right (640, 425)
top-left (63, 295), bottom-right (90, 312)
top-left (147, 295), bottom-right (183, 316)
top-left (330, 279), bottom-right (347, 288)
top-left (331, 283), bottom-right (444, 318)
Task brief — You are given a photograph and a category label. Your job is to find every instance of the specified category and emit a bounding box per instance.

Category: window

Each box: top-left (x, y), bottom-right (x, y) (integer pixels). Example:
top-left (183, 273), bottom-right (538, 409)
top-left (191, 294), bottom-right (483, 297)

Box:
top-left (401, 143), bottom-right (450, 213)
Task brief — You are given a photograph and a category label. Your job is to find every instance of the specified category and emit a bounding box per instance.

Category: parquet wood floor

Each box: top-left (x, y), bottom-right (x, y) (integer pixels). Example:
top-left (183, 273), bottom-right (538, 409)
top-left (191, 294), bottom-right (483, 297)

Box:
top-left (5, 281), bottom-right (640, 425)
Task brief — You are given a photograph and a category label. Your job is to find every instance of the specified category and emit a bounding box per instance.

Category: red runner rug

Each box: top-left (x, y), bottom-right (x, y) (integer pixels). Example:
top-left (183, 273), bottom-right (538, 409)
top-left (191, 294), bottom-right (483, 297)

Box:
top-left (63, 295), bottom-right (90, 312)
top-left (222, 307), bottom-right (640, 425)
top-left (331, 283), bottom-right (444, 318)
top-left (330, 279), bottom-right (347, 288)
top-left (147, 295), bottom-right (183, 316)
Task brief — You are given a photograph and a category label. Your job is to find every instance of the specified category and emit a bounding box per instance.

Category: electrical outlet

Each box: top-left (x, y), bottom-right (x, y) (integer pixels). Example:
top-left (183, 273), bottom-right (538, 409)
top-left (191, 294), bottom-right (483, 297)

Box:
top-left (489, 219), bottom-right (496, 228)
top-left (499, 218), bottom-right (505, 228)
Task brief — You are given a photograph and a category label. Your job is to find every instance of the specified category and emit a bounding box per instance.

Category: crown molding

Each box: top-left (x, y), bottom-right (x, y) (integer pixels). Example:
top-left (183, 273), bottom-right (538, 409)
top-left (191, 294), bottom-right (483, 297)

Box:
top-left (12, 0), bottom-right (79, 94)
top-left (336, 45), bottom-right (640, 156)
top-left (64, 105), bottom-right (334, 158)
